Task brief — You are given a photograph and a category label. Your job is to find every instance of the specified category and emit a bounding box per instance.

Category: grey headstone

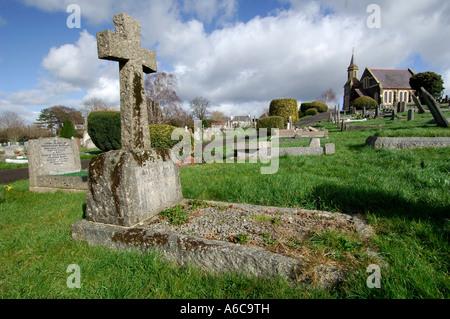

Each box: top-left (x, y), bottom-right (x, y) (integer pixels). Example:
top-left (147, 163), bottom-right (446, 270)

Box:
top-left (309, 138), bottom-right (321, 148)
top-left (28, 137), bottom-right (81, 191)
top-left (324, 143), bottom-right (335, 155)
top-left (97, 12), bottom-right (156, 150)
top-left (85, 149), bottom-right (183, 227)
top-left (401, 102), bottom-right (407, 113)
top-left (420, 87), bottom-right (449, 127)
top-left (4, 146), bottom-right (15, 158)
top-left (391, 108), bottom-right (397, 121)
top-left (407, 109), bottom-right (415, 121)
top-left (411, 94), bottom-right (426, 114)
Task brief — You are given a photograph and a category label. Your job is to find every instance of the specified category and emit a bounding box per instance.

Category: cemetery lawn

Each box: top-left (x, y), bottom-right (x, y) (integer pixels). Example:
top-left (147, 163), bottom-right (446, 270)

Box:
top-left (1, 113), bottom-right (449, 299)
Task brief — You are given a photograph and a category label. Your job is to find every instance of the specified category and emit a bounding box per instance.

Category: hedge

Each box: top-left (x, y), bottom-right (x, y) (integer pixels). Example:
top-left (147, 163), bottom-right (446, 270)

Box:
top-left (87, 111), bottom-right (121, 152)
top-left (300, 102), bottom-right (312, 113)
top-left (257, 116), bottom-right (284, 134)
top-left (353, 96), bottom-right (378, 110)
top-left (305, 108), bottom-right (318, 116)
top-left (269, 98), bottom-right (299, 124)
top-left (309, 101), bottom-right (328, 112)
top-left (149, 124), bottom-right (189, 149)
top-left (301, 101), bottom-right (328, 113)
top-left (87, 111), bottom-right (192, 152)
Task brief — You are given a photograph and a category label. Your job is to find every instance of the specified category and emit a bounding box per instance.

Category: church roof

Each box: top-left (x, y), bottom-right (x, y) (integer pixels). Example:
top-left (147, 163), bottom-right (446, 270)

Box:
top-left (369, 68), bottom-right (414, 89)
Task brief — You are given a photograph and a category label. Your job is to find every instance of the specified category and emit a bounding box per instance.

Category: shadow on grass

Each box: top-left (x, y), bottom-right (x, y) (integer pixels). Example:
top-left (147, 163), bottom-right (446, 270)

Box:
top-left (310, 182), bottom-right (447, 221)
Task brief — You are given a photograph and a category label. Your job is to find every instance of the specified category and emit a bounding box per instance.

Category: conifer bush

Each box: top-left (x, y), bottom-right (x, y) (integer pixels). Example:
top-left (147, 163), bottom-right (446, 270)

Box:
top-left (269, 98), bottom-right (299, 124)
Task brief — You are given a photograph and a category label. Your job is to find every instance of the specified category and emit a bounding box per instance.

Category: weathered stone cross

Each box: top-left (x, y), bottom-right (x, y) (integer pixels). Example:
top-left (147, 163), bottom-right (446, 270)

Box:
top-left (97, 12), bottom-right (156, 150)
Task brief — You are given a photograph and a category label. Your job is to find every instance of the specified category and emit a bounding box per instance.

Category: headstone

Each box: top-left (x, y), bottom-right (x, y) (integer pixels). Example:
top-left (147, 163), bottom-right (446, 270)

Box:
top-left (407, 109), bottom-right (415, 121)
top-left (420, 87), bottom-right (449, 127)
top-left (375, 106), bottom-right (379, 118)
top-left (401, 102), bottom-right (407, 113)
top-left (411, 94), bottom-right (426, 114)
top-left (4, 146), bottom-right (15, 158)
top-left (324, 143), bottom-right (335, 155)
top-left (28, 137), bottom-right (81, 191)
top-left (309, 138), bottom-right (321, 148)
top-left (289, 116), bottom-right (293, 130)
top-left (362, 107), bottom-right (366, 117)
top-left (84, 13), bottom-right (183, 227)
top-left (391, 108), bottom-right (397, 121)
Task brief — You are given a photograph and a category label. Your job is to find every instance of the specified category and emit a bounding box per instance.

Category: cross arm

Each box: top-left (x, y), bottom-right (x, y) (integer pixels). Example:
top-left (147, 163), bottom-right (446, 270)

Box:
top-left (97, 30), bottom-right (129, 62)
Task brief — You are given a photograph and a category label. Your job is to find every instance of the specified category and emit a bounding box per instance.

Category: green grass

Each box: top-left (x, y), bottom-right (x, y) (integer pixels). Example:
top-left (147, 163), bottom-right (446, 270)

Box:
top-left (0, 162), bottom-right (28, 170)
top-left (0, 112), bottom-right (449, 299)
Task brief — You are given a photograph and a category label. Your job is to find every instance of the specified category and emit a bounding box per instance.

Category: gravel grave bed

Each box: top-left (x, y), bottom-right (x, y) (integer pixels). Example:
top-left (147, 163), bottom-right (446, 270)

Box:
top-left (143, 199), bottom-right (372, 261)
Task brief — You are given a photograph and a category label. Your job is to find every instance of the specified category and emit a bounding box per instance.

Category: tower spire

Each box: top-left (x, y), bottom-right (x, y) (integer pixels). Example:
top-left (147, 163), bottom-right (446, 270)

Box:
top-left (349, 47), bottom-right (355, 67)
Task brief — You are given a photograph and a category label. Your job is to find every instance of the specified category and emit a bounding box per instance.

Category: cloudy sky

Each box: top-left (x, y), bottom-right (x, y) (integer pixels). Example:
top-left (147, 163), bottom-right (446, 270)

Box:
top-left (0, 0), bottom-right (449, 124)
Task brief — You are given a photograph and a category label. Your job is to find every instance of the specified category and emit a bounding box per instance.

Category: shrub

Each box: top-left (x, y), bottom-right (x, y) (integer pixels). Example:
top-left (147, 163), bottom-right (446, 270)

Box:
top-left (87, 112), bottom-right (192, 152)
top-left (300, 102), bottom-right (313, 113)
top-left (353, 96), bottom-right (378, 110)
top-left (309, 101), bottom-right (328, 113)
top-left (150, 124), bottom-right (183, 148)
top-left (269, 98), bottom-right (299, 124)
top-left (257, 116), bottom-right (284, 134)
top-left (59, 118), bottom-right (76, 139)
top-left (202, 119), bottom-right (215, 128)
top-left (305, 108), bottom-right (318, 116)
top-left (87, 111), bottom-right (121, 152)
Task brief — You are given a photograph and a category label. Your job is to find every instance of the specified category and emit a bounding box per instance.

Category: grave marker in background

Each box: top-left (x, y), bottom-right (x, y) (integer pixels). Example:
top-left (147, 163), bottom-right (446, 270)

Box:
top-left (420, 87), bottom-right (449, 128)
top-left (28, 137), bottom-right (82, 192)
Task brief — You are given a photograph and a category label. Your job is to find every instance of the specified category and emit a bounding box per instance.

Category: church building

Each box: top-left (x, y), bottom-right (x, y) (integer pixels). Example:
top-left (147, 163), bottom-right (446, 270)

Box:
top-left (343, 52), bottom-right (415, 110)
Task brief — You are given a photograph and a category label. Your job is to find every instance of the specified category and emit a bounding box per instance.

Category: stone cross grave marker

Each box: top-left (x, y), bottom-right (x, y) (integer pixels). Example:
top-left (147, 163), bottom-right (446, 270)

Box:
top-left (97, 12), bottom-right (156, 150)
top-left (84, 13), bottom-right (183, 227)
top-left (420, 87), bottom-right (449, 128)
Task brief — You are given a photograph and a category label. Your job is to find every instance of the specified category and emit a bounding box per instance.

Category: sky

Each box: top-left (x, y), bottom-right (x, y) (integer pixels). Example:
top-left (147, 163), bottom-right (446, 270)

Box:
top-left (0, 0), bottom-right (449, 124)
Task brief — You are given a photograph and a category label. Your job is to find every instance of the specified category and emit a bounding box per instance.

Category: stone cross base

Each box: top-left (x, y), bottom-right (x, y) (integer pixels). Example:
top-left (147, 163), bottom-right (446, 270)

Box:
top-left (85, 149), bottom-right (183, 227)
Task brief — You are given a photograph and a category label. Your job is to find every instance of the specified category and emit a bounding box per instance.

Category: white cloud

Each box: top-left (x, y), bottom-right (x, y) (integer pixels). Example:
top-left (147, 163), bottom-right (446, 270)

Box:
top-left (16, 0), bottom-right (450, 119)
top-left (41, 30), bottom-right (99, 88)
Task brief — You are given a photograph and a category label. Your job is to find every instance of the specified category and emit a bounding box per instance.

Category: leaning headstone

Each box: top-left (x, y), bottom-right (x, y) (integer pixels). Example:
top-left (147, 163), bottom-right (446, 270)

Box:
top-left (420, 87), bottom-right (449, 128)
top-left (28, 137), bottom-right (81, 191)
top-left (411, 94), bottom-right (426, 114)
top-left (84, 12), bottom-right (183, 227)
top-left (407, 109), bottom-right (415, 121)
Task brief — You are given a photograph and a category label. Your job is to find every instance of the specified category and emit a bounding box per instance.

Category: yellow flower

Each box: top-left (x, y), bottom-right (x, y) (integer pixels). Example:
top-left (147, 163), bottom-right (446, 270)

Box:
top-left (6, 186), bottom-right (12, 191)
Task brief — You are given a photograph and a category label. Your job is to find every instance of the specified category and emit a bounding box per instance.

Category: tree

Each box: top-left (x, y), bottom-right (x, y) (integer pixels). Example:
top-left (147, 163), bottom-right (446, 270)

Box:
top-left (37, 105), bottom-right (83, 135)
top-left (59, 118), bottom-right (76, 138)
top-left (80, 97), bottom-right (117, 119)
top-left (410, 71), bottom-right (445, 100)
top-left (210, 110), bottom-right (228, 122)
top-left (0, 111), bottom-right (25, 142)
top-left (320, 88), bottom-right (337, 106)
top-left (145, 72), bottom-right (183, 124)
top-left (189, 97), bottom-right (211, 120)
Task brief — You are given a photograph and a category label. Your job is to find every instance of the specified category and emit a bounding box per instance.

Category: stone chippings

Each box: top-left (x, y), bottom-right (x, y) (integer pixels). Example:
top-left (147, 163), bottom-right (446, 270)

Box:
top-left (73, 200), bottom-right (373, 287)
